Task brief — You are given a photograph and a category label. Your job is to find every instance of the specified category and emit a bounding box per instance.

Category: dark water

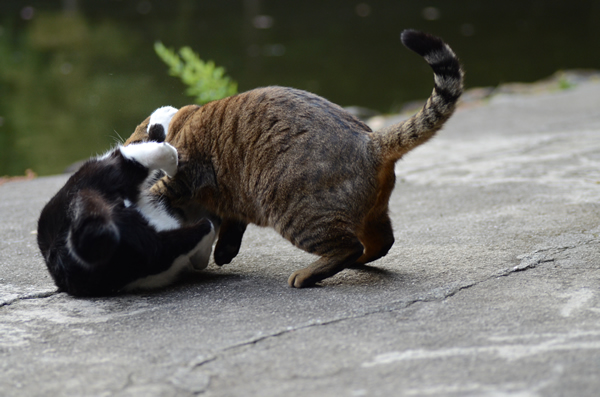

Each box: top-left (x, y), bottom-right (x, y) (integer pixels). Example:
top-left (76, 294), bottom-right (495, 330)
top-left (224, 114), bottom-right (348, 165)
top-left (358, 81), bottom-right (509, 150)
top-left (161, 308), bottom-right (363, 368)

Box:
top-left (1, 0), bottom-right (599, 176)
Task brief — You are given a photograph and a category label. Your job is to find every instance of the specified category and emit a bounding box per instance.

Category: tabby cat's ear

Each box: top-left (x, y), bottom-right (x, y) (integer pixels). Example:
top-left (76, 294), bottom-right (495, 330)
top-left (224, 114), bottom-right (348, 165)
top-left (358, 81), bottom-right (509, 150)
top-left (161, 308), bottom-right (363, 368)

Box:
top-left (68, 190), bottom-right (120, 266)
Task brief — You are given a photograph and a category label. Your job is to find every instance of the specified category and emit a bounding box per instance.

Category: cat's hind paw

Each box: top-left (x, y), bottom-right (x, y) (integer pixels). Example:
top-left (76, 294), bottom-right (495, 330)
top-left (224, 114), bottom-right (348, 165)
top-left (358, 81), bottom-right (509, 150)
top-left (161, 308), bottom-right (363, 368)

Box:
top-left (288, 269), bottom-right (316, 288)
top-left (183, 220), bottom-right (216, 270)
top-left (188, 222), bottom-right (217, 270)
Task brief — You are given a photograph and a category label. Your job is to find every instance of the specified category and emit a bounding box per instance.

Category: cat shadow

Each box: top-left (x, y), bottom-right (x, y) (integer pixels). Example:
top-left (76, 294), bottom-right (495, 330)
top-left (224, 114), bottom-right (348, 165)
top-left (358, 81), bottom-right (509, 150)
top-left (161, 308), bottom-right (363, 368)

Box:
top-left (124, 270), bottom-right (242, 297)
top-left (178, 269), bottom-right (244, 286)
top-left (127, 264), bottom-right (400, 297)
top-left (317, 264), bottom-right (397, 287)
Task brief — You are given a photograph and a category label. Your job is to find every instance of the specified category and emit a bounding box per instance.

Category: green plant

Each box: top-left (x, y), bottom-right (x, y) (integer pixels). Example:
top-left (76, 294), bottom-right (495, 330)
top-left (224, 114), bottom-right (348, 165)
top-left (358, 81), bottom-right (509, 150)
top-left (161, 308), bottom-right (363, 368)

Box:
top-left (154, 42), bottom-right (237, 105)
top-left (556, 72), bottom-right (575, 91)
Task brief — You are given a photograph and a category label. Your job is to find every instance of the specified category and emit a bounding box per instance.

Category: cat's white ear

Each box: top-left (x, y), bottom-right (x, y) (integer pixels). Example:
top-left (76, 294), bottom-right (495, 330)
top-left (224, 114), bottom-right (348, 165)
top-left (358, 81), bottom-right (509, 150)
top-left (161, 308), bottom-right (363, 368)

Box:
top-left (147, 106), bottom-right (179, 138)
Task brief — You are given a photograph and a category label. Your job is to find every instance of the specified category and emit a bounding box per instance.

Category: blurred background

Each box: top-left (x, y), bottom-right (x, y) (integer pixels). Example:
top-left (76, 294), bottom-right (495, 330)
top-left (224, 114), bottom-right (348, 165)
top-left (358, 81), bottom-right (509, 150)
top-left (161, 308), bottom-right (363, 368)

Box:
top-left (1, 0), bottom-right (599, 176)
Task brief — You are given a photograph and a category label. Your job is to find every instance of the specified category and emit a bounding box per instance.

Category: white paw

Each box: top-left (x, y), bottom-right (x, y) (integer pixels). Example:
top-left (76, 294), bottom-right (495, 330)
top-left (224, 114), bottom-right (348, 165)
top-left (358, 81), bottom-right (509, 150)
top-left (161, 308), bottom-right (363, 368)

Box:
top-left (152, 143), bottom-right (178, 177)
top-left (120, 142), bottom-right (178, 177)
top-left (188, 225), bottom-right (217, 270)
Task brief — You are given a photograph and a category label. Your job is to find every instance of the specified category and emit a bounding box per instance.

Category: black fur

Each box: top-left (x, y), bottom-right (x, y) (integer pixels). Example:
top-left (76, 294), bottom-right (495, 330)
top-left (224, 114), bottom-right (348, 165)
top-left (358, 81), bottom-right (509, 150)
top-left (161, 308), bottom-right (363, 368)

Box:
top-left (214, 220), bottom-right (247, 266)
top-left (401, 29), bottom-right (445, 57)
top-left (37, 148), bottom-right (212, 297)
top-left (148, 124), bottom-right (166, 142)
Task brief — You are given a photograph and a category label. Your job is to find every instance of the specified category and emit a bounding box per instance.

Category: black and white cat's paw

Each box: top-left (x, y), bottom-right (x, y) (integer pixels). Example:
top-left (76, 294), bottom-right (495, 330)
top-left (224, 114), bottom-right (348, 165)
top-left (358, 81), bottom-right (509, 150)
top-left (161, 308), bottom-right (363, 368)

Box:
top-left (147, 106), bottom-right (178, 142)
top-left (123, 220), bottom-right (215, 292)
top-left (120, 142), bottom-right (179, 177)
top-left (187, 224), bottom-right (217, 270)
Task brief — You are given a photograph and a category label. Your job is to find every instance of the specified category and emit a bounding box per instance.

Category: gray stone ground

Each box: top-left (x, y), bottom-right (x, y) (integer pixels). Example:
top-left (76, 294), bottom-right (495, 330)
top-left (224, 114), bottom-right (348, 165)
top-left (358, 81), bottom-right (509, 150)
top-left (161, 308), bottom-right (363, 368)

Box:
top-left (1, 78), bottom-right (600, 397)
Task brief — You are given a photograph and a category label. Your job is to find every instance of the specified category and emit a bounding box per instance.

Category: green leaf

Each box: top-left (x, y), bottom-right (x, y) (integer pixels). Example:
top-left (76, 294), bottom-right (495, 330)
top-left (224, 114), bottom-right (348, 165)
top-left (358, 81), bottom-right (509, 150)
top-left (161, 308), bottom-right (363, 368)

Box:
top-left (154, 42), bottom-right (237, 105)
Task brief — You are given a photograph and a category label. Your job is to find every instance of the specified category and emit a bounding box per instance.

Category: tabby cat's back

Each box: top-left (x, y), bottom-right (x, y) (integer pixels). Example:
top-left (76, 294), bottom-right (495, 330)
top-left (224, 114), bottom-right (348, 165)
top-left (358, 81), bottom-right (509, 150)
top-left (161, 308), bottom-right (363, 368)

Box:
top-left (166, 87), bottom-right (381, 228)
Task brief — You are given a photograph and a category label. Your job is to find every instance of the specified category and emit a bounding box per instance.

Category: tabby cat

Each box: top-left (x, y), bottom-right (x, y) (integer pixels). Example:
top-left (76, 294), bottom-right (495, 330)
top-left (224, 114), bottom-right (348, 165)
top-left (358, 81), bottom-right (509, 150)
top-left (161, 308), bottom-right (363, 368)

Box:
top-left (37, 110), bottom-right (215, 297)
top-left (126, 29), bottom-right (464, 288)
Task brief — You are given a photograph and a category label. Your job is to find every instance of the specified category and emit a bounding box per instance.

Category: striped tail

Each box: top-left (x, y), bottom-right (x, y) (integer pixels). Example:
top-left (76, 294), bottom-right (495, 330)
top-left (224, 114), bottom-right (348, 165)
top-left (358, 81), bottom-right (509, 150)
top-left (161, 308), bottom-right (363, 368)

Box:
top-left (373, 29), bottom-right (464, 162)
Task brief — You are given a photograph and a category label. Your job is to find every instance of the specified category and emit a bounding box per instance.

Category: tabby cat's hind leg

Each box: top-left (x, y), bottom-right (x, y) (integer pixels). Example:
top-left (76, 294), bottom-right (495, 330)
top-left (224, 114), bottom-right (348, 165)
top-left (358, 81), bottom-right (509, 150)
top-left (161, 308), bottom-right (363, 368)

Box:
top-left (356, 213), bottom-right (395, 265)
top-left (288, 235), bottom-right (364, 288)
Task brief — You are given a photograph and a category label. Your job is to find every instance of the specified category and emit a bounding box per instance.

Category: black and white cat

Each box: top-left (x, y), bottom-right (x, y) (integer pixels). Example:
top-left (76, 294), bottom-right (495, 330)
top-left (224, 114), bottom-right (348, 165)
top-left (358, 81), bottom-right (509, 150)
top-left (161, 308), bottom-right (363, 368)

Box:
top-left (37, 107), bottom-right (215, 297)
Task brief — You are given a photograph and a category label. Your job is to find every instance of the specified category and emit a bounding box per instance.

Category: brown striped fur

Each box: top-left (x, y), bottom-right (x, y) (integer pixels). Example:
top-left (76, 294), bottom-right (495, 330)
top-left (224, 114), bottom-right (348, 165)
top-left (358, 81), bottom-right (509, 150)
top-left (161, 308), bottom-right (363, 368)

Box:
top-left (125, 30), bottom-right (464, 287)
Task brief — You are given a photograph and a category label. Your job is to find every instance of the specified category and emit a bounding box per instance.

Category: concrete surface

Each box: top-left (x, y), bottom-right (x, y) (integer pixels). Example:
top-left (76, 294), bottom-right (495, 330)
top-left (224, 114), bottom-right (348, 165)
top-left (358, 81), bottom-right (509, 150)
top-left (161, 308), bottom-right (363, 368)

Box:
top-left (1, 79), bottom-right (600, 397)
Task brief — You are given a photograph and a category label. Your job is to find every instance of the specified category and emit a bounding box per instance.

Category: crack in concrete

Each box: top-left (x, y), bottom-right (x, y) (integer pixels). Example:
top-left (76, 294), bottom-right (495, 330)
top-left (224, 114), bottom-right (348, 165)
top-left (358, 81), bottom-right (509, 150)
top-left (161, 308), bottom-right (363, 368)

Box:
top-left (496, 235), bottom-right (600, 277)
top-left (497, 247), bottom-right (565, 276)
top-left (0, 289), bottom-right (58, 308)
top-left (189, 280), bottom-right (483, 371)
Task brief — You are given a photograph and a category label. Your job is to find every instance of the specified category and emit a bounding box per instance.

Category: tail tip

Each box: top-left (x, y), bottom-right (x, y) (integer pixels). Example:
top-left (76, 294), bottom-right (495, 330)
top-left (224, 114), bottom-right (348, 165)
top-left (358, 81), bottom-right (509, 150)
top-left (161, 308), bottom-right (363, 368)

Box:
top-left (400, 29), bottom-right (445, 57)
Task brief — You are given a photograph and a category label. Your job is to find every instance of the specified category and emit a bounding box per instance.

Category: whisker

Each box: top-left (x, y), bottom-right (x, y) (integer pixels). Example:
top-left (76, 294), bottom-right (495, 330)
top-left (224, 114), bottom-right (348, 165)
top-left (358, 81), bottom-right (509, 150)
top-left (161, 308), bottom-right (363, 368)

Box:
top-left (112, 130), bottom-right (125, 144)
